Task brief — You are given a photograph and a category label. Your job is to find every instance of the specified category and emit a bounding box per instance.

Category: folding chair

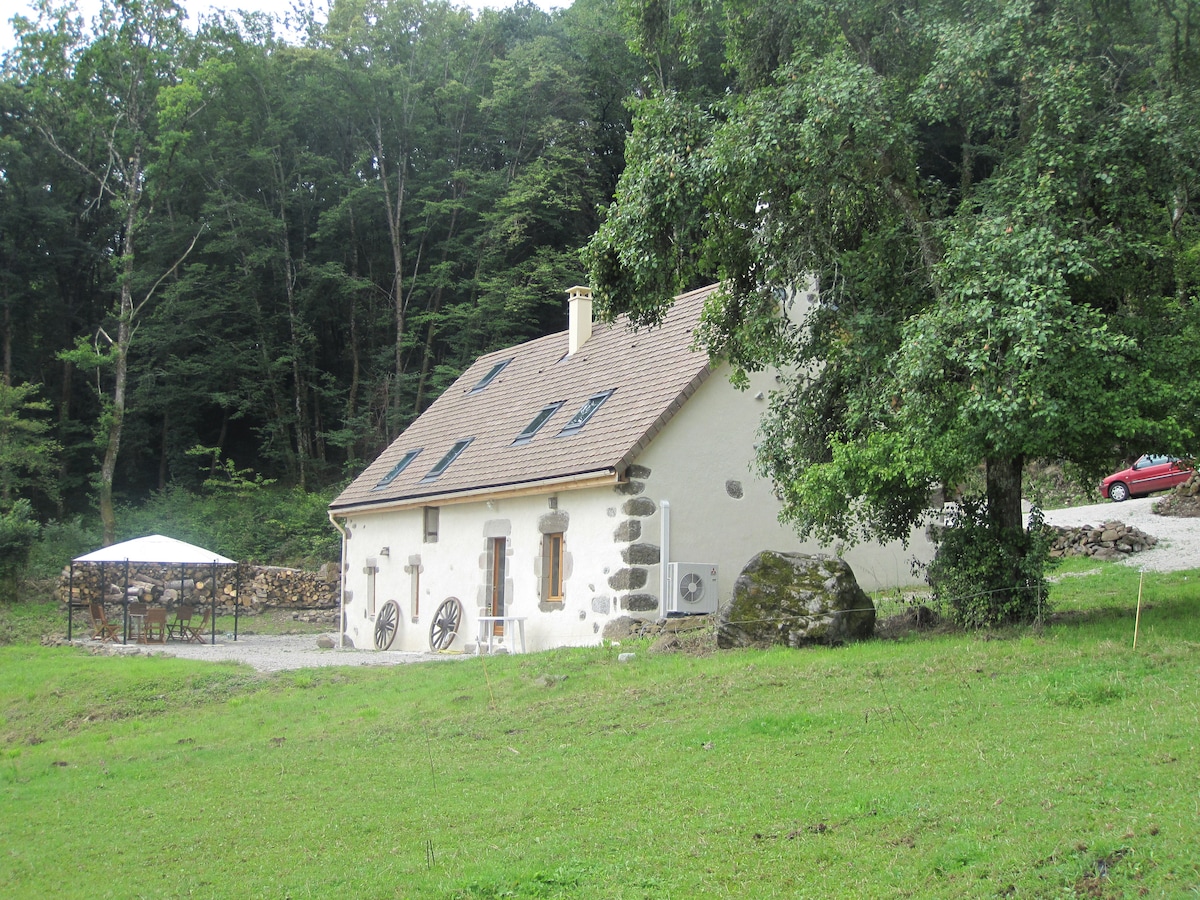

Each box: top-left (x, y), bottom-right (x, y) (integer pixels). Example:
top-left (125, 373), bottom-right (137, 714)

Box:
top-left (143, 608), bottom-right (168, 644)
top-left (167, 605), bottom-right (194, 641)
top-left (184, 608), bottom-right (211, 644)
top-left (88, 603), bottom-right (121, 643)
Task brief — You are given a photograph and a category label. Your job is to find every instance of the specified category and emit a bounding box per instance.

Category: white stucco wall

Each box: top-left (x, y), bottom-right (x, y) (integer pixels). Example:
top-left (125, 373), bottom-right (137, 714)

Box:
top-left (339, 486), bottom-right (634, 654)
top-left (634, 365), bottom-right (935, 603)
top-left (338, 363), bottom-right (935, 655)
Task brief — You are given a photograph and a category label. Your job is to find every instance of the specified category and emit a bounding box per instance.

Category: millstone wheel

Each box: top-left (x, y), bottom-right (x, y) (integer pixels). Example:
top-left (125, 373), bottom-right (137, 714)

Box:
top-left (429, 597), bottom-right (463, 652)
top-left (374, 600), bottom-right (400, 650)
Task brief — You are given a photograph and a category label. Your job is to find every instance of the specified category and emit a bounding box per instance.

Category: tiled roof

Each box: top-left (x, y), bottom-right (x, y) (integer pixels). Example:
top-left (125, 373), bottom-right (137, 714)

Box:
top-left (330, 283), bottom-right (719, 513)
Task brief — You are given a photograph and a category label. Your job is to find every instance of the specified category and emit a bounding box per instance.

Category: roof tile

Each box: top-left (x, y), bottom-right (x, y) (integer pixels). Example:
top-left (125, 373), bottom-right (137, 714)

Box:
top-left (330, 283), bottom-right (719, 512)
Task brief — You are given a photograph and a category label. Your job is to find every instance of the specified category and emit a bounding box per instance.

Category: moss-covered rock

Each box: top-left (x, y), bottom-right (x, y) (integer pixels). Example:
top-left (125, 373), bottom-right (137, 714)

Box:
top-left (717, 551), bottom-right (875, 649)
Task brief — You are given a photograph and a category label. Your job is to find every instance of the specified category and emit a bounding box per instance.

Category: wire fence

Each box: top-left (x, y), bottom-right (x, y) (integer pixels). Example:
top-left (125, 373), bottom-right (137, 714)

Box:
top-left (703, 578), bottom-right (1050, 630)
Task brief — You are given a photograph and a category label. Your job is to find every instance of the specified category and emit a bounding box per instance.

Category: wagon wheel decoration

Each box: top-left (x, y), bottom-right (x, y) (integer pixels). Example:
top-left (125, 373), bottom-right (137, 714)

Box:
top-left (429, 597), bottom-right (463, 652)
top-left (374, 600), bottom-right (400, 650)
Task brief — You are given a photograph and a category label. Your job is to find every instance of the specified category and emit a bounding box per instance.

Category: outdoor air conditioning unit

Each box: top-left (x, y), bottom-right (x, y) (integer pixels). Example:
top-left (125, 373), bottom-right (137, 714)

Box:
top-left (665, 562), bottom-right (719, 615)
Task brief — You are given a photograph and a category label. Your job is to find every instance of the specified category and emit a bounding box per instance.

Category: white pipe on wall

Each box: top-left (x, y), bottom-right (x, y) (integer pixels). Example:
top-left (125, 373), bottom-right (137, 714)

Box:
top-left (659, 499), bottom-right (671, 617)
top-left (328, 511), bottom-right (349, 649)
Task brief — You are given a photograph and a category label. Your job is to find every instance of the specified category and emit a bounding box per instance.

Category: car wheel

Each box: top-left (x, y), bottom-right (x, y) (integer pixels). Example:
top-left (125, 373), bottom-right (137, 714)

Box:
top-left (1108, 482), bottom-right (1129, 502)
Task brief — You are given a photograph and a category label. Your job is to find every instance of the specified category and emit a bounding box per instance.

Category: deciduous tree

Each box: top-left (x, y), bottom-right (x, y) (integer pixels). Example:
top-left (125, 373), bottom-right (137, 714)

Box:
top-left (587, 0), bottom-right (1200, 623)
top-left (14, 0), bottom-right (196, 543)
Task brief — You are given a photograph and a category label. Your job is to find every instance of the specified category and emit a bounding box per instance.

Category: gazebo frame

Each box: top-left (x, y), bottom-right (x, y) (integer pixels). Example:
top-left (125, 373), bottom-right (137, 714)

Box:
top-left (65, 536), bottom-right (243, 645)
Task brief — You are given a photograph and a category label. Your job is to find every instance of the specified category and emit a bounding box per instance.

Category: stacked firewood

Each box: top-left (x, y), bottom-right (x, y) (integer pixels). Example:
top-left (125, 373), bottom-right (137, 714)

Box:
top-left (60, 561), bottom-right (340, 610)
top-left (241, 565), bottom-right (339, 610)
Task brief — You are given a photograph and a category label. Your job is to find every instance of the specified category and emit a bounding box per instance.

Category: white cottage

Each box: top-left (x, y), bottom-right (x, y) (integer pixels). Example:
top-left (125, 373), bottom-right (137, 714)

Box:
top-left (329, 283), bottom-right (933, 653)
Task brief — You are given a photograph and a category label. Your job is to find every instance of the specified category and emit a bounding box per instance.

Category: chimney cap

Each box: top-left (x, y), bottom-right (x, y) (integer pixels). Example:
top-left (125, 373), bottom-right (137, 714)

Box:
top-left (567, 285), bottom-right (592, 300)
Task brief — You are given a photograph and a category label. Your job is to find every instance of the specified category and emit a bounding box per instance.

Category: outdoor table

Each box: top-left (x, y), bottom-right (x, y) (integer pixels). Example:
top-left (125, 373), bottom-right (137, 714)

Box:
top-left (476, 616), bottom-right (527, 655)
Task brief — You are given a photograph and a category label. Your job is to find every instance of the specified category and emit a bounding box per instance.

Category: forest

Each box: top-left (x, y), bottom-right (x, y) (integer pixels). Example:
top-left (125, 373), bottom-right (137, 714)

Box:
top-left (0, 0), bottom-right (723, 555)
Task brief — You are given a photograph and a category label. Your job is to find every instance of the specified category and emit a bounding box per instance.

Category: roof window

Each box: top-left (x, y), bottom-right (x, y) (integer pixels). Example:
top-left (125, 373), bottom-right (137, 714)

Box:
top-left (558, 390), bottom-right (614, 436)
top-left (372, 449), bottom-right (421, 491)
top-left (468, 359), bottom-right (511, 394)
top-left (419, 438), bottom-right (473, 482)
top-left (512, 401), bottom-right (564, 445)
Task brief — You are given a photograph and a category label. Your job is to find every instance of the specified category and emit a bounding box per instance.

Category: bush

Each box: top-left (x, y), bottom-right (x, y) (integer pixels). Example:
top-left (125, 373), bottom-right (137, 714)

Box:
top-left (0, 500), bottom-right (41, 599)
top-left (26, 516), bottom-right (99, 579)
top-left (116, 484), bottom-right (341, 566)
top-left (923, 499), bottom-right (1053, 628)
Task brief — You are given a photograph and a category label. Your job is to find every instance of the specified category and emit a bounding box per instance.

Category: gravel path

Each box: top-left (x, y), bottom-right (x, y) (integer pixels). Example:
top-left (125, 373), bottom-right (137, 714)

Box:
top-left (129, 634), bottom-right (466, 673)
top-left (1041, 496), bottom-right (1200, 572)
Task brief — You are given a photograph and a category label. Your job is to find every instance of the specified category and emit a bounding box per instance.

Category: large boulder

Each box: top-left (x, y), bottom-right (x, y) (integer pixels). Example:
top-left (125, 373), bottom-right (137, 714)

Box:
top-left (717, 552), bottom-right (875, 649)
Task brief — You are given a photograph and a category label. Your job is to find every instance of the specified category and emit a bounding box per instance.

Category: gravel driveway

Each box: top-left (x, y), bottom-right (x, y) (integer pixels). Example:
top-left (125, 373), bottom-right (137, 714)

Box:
top-left (1041, 495), bottom-right (1200, 572)
top-left (142, 634), bottom-right (466, 673)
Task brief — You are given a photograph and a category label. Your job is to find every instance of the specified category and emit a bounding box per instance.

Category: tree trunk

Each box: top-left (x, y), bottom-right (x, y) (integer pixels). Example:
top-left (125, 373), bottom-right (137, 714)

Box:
top-left (985, 455), bottom-right (1024, 534)
top-left (274, 151), bottom-right (310, 491)
top-left (985, 453), bottom-right (1026, 587)
top-left (158, 411), bottom-right (169, 491)
top-left (346, 206), bottom-right (361, 429)
top-left (2, 302), bottom-right (11, 386)
top-left (374, 118), bottom-right (409, 441)
top-left (212, 408), bottom-right (228, 480)
top-left (99, 178), bottom-right (140, 546)
top-left (413, 200), bottom-right (461, 414)
top-left (56, 358), bottom-right (72, 519)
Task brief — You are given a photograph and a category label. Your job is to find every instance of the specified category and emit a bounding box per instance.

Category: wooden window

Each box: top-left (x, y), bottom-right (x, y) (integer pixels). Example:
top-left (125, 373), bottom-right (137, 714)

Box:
top-left (544, 533), bottom-right (564, 601)
top-left (423, 506), bottom-right (439, 543)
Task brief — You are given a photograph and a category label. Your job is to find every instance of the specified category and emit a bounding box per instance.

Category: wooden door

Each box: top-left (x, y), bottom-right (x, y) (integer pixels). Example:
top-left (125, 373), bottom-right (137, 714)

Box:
top-left (489, 537), bottom-right (506, 635)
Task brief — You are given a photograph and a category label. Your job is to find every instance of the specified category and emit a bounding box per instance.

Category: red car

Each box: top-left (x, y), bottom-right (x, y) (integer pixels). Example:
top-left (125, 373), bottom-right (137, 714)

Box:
top-left (1101, 454), bottom-right (1192, 502)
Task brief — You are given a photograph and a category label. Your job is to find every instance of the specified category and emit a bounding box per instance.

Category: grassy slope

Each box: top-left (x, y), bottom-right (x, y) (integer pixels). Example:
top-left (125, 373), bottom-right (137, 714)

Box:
top-left (1, 560), bottom-right (1198, 899)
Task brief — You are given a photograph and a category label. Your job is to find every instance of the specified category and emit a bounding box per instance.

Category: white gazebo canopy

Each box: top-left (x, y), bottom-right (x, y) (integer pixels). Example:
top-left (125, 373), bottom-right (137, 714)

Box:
top-left (73, 534), bottom-right (235, 565)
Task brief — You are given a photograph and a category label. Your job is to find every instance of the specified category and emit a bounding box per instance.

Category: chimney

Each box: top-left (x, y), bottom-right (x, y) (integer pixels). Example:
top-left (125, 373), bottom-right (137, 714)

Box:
top-left (567, 285), bottom-right (593, 355)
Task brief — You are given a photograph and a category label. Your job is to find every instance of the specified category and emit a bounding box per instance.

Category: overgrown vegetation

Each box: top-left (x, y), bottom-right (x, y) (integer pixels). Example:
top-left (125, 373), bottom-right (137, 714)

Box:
top-left (2, 561), bottom-right (1197, 897)
top-left (115, 484), bottom-right (342, 567)
top-left (924, 502), bottom-right (1055, 627)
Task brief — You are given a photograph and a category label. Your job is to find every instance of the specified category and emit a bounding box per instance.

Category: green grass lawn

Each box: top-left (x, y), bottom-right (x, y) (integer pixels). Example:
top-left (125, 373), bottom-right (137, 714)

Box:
top-left (2, 560), bottom-right (1198, 898)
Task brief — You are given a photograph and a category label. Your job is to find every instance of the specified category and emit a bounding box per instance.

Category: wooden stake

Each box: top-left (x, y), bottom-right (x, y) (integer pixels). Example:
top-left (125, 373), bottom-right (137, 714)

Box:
top-left (1133, 569), bottom-right (1144, 650)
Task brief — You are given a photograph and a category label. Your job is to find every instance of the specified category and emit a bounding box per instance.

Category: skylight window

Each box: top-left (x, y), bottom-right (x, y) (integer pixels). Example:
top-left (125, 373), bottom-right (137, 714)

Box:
top-left (371, 449), bottom-right (421, 491)
top-left (419, 438), bottom-right (473, 482)
top-left (468, 359), bottom-right (511, 394)
top-left (512, 401), bottom-right (564, 445)
top-left (557, 390), bottom-right (614, 436)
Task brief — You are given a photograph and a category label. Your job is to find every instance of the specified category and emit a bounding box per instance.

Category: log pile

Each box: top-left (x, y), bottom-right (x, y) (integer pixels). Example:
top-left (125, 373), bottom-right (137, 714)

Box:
top-left (1049, 521), bottom-right (1157, 560)
top-left (240, 565), bottom-right (339, 610)
top-left (59, 563), bottom-right (236, 608)
top-left (60, 561), bottom-right (341, 611)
